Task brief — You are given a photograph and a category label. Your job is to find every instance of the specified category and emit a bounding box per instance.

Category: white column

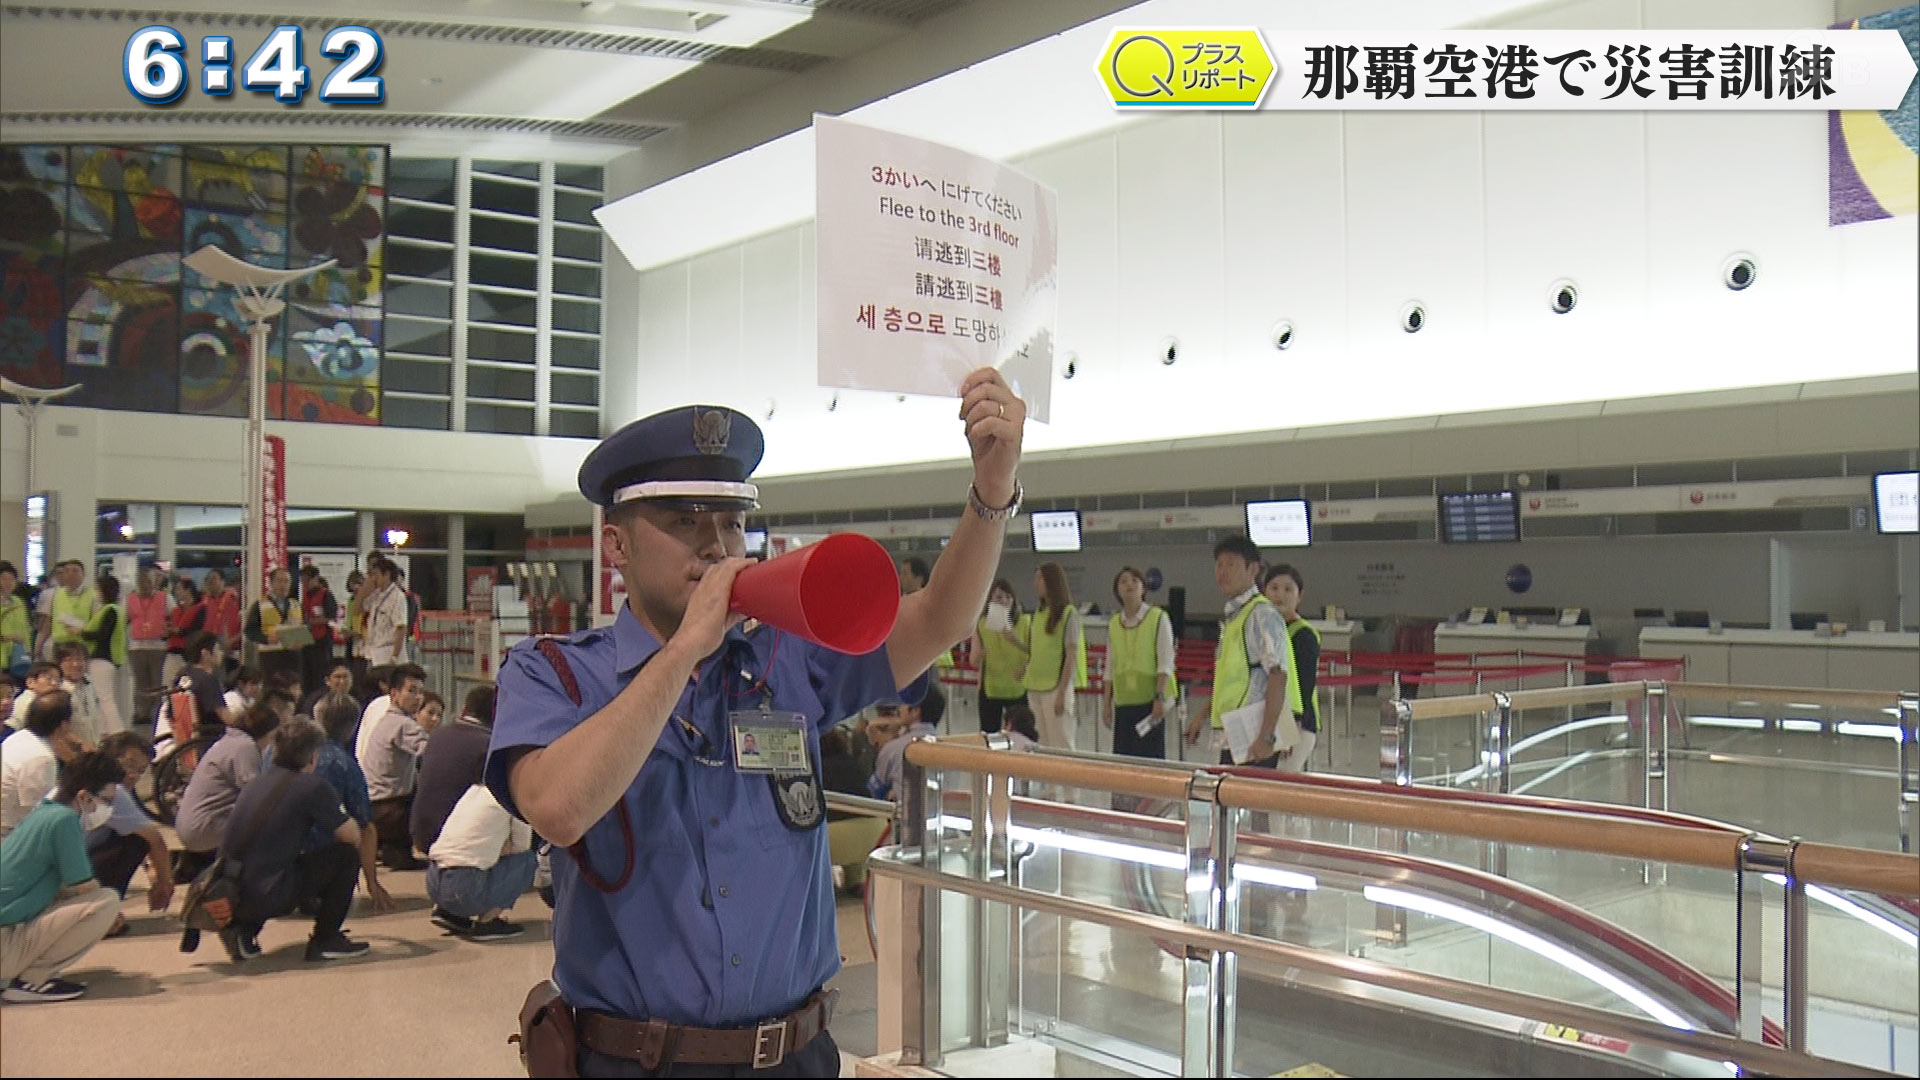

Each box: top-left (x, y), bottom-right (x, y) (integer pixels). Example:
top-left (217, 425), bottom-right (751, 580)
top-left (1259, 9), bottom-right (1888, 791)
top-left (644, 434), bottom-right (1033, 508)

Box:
top-left (156, 504), bottom-right (177, 569)
top-left (451, 157), bottom-right (473, 433)
top-left (1767, 538), bottom-right (1792, 632)
top-left (535, 161), bottom-right (555, 437)
top-left (357, 510), bottom-right (377, 560)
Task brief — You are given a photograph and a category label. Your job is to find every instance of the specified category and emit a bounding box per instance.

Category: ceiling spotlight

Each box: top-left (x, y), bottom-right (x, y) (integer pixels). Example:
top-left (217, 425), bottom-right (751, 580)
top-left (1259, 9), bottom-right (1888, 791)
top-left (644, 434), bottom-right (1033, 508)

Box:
top-left (384, 528), bottom-right (410, 548)
top-left (119, 523), bottom-right (135, 540)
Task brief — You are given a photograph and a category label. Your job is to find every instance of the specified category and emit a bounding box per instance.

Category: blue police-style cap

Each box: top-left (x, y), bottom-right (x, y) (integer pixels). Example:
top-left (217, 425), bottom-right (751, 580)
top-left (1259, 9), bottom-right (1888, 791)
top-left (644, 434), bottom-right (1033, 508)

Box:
top-left (578, 405), bottom-right (765, 512)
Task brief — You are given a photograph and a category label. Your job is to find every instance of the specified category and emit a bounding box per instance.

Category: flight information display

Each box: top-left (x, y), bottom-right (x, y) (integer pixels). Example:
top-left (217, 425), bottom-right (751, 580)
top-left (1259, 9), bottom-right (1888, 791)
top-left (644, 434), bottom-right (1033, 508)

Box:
top-left (1030, 510), bottom-right (1083, 553)
top-left (1439, 491), bottom-right (1521, 543)
top-left (1246, 499), bottom-right (1311, 547)
top-left (1874, 471), bottom-right (1918, 534)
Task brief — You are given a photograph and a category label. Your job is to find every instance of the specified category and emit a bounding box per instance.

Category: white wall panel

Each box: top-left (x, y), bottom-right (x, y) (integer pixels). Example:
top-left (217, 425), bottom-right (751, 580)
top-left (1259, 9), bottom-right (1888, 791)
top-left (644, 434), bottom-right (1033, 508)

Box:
top-left (1219, 110), bottom-right (1349, 428)
top-left (635, 262), bottom-right (692, 416)
top-left (685, 247), bottom-right (745, 409)
top-left (1018, 133), bottom-right (1119, 451)
top-left (1342, 111), bottom-right (1489, 422)
top-left (739, 228), bottom-right (806, 426)
top-left (1111, 115), bottom-right (1227, 440)
top-left (1482, 111), bottom-right (1647, 391)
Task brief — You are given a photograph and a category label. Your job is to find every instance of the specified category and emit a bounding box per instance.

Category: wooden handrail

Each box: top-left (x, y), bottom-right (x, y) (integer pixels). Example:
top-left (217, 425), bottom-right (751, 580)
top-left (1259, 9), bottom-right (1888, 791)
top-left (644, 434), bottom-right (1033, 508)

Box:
top-left (1498, 680), bottom-right (1654, 712)
top-left (905, 739), bottom-right (1920, 899)
top-left (1395, 694), bottom-right (1499, 721)
top-left (1793, 842), bottom-right (1920, 898)
top-left (1669, 683), bottom-right (1909, 711)
top-left (906, 739), bottom-right (1194, 802)
top-left (1215, 775), bottom-right (1745, 871)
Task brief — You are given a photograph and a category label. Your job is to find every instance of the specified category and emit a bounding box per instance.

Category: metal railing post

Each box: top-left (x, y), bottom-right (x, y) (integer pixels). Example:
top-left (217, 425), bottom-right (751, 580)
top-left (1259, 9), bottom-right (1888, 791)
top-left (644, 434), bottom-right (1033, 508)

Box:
top-left (1489, 691), bottom-right (1513, 795)
top-left (1735, 835), bottom-right (1792, 1043)
top-left (972, 735), bottom-right (1011, 1049)
top-left (1643, 684), bottom-right (1670, 813)
top-left (1381, 698), bottom-right (1412, 787)
top-left (1181, 772), bottom-right (1237, 1078)
top-left (896, 746), bottom-right (944, 1066)
top-left (1899, 697), bottom-right (1918, 855)
top-left (1782, 840), bottom-right (1809, 1053)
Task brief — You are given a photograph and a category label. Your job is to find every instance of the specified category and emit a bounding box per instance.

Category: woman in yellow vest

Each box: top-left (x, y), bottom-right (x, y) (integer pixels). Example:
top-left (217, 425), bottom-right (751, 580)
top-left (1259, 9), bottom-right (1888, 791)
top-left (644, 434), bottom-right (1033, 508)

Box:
top-left (1023, 562), bottom-right (1087, 751)
top-left (966, 578), bottom-right (1031, 735)
top-left (1262, 564), bottom-right (1319, 774)
top-left (82, 573), bottom-right (130, 727)
top-left (1104, 566), bottom-right (1175, 760)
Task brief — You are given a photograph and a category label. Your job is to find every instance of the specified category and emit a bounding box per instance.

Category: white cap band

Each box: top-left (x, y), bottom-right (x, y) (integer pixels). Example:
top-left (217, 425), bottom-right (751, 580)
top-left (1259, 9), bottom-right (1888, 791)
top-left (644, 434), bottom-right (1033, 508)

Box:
top-left (612, 479), bottom-right (760, 507)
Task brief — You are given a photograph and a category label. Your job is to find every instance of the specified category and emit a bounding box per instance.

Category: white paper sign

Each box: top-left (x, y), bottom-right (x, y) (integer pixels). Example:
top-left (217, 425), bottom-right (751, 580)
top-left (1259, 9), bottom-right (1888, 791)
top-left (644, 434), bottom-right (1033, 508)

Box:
top-left (814, 115), bottom-right (1059, 422)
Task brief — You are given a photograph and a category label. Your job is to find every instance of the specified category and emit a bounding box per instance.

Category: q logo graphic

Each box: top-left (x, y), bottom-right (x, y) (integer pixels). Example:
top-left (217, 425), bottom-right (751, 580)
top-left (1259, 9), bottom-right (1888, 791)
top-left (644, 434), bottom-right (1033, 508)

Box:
top-left (1098, 28), bottom-right (1276, 110)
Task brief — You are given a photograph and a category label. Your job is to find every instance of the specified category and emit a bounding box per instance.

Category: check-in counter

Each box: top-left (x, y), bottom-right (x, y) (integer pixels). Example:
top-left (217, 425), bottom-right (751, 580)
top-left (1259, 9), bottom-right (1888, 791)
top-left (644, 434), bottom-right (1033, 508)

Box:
top-left (1309, 620), bottom-right (1356, 659)
top-left (1428, 623), bottom-right (1599, 696)
top-left (1638, 628), bottom-right (1919, 694)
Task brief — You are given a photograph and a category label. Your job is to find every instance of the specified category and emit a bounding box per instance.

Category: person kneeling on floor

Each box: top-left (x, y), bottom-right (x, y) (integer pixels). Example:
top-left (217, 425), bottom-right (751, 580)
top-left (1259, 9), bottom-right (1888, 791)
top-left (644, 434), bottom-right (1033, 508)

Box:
top-left (426, 781), bottom-right (535, 941)
top-left (216, 717), bottom-right (370, 964)
top-left (0, 750), bottom-right (127, 1003)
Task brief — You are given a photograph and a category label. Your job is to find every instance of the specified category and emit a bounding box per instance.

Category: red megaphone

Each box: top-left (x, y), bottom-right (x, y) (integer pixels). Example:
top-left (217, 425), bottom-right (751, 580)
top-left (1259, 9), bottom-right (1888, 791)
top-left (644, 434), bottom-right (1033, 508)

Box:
top-left (730, 533), bottom-right (901, 654)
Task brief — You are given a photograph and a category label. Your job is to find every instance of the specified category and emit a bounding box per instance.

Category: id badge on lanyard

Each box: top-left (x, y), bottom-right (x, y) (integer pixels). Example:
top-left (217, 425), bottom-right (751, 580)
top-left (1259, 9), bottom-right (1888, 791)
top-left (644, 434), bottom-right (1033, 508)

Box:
top-left (730, 701), bottom-right (812, 774)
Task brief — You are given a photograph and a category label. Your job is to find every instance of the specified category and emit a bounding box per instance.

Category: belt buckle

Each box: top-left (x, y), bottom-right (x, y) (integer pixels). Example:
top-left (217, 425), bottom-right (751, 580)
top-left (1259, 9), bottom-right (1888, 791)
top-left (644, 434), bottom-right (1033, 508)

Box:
top-left (752, 1018), bottom-right (789, 1069)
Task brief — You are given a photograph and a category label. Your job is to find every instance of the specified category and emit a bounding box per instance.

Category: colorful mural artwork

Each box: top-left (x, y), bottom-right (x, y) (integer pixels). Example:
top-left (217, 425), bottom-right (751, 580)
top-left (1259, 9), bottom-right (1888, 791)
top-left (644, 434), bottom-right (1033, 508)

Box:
top-left (0, 143), bottom-right (386, 425)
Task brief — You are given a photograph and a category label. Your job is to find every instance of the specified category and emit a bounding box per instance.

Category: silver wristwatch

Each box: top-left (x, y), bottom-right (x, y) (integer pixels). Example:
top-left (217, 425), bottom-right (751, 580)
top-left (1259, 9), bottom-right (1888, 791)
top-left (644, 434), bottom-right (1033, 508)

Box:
top-left (968, 480), bottom-right (1023, 522)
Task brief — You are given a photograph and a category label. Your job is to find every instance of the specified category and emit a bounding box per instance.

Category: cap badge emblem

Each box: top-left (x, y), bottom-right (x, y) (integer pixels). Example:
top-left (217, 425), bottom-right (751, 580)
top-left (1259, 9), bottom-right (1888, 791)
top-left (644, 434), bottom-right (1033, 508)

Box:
top-left (693, 409), bottom-right (731, 455)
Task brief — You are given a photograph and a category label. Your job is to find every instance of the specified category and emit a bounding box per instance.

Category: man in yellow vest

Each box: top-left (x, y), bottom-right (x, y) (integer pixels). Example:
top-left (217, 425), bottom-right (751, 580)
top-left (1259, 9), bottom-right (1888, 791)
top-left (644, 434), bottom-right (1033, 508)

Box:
top-left (1184, 537), bottom-right (1296, 769)
top-left (245, 568), bottom-right (302, 690)
top-left (46, 561), bottom-right (100, 660)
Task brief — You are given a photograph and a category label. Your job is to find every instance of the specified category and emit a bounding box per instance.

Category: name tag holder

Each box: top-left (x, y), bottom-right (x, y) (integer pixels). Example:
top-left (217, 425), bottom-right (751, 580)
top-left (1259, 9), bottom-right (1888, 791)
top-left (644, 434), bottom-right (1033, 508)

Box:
top-left (731, 707), bottom-right (811, 774)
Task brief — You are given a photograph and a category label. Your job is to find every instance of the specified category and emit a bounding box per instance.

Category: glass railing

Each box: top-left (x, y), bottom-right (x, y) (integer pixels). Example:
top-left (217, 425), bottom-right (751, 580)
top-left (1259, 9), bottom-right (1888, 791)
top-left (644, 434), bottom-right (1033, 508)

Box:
top-left (860, 735), bottom-right (1918, 1078)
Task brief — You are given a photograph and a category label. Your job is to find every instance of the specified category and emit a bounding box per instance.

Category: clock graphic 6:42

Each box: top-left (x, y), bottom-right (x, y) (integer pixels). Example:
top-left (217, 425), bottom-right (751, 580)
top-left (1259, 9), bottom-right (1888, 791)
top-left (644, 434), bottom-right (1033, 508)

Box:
top-left (125, 24), bottom-right (385, 106)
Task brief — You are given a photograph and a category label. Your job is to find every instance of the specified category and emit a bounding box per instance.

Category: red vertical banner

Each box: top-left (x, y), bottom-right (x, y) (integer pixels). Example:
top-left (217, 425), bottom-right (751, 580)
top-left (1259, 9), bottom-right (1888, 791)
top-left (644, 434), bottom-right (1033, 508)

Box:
top-left (262, 434), bottom-right (288, 591)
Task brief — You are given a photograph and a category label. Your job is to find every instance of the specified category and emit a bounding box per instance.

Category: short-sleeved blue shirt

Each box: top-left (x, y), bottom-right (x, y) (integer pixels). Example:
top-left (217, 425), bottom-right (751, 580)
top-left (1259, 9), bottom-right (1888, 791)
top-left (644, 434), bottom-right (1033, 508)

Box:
top-left (487, 606), bottom-right (914, 1027)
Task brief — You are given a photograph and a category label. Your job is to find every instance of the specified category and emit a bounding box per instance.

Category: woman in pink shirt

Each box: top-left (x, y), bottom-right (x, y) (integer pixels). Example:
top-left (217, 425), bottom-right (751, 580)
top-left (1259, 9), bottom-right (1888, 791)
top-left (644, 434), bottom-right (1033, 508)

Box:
top-left (124, 568), bottom-right (171, 729)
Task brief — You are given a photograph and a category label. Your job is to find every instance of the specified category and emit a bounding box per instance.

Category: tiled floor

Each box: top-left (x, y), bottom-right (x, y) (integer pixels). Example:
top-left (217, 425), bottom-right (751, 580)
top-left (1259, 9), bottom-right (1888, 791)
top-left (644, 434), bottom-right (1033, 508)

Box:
top-left (0, 872), bottom-right (884, 1078)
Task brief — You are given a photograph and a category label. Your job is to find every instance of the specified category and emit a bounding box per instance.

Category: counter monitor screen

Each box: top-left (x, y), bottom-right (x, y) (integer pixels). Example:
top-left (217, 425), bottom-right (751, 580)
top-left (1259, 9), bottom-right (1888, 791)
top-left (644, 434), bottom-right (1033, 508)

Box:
top-left (1245, 499), bottom-right (1311, 548)
top-left (1030, 510), bottom-right (1083, 553)
top-left (1873, 471), bottom-right (1918, 534)
top-left (1439, 491), bottom-right (1521, 543)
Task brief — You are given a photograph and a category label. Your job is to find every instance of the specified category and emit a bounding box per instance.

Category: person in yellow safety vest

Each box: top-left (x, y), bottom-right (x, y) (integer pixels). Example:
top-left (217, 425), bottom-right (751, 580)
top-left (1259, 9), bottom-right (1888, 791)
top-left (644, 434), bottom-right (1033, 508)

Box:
top-left (0, 561), bottom-right (31, 678)
top-left (81, 574), bottom-right (130, 729)
top-left (1104, 566), bottom-right (1176, 761)
top-left (967, 578), bottom-right (1031, 736)
top-left (245, 568), bottom-right (302, 689)
top-left (1184, 537), bottom-right (1296, 769)
top-left (1262, 564), bottom-right (1320, 775)
top-left (1023, 562), bottom-right (1087, 752)
top-left (47, 560), bottom-right (100, 658)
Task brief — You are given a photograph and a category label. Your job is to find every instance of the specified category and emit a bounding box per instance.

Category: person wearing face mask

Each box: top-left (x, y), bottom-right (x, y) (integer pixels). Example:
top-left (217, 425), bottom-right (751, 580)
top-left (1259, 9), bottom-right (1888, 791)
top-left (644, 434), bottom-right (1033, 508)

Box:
top-left (85, 732), bottom-right (175, 937)
top-left (0, 749), bottom-right (128, 1003)
top-left (966, 578), bottom-right (1030, 736)
top-left (355, 662), bottom-right (432, 870)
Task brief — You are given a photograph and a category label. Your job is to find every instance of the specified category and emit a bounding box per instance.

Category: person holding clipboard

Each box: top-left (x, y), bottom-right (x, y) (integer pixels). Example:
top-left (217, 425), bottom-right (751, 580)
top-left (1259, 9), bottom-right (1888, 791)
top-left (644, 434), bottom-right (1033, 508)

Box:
top-left (1184, 537), bottom-right (1297, 770)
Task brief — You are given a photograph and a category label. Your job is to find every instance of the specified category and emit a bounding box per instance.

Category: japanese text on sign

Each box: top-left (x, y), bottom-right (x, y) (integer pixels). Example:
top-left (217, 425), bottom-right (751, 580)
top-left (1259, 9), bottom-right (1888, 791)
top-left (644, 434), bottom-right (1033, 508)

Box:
top-left (1100, 30), bottom-right (1914, 111)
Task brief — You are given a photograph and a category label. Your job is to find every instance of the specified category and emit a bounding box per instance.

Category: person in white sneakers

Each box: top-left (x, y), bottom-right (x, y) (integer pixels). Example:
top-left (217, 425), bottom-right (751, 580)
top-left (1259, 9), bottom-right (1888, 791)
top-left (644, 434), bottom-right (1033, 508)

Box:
top-left (425, 782), bottom-right (535, 942)
top-left (0, 751), bottom-right (127, 1003)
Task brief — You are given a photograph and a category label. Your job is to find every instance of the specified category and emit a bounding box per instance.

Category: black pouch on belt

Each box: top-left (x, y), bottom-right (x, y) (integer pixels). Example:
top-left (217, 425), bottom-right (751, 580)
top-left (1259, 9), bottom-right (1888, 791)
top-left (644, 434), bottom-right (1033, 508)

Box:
top-left (511, 980), bottom-right (581, 1079)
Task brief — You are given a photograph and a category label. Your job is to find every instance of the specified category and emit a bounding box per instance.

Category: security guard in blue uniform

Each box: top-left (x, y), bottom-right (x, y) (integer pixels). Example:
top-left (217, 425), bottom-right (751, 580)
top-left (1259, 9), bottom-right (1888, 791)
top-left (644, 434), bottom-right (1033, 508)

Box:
top-left (489, 368), bottom-right (1027, 1077)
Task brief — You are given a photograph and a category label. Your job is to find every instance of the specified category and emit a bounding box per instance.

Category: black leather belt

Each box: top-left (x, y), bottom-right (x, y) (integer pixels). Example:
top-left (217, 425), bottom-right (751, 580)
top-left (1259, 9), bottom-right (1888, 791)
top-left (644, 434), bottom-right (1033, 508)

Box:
top-left (577, 989), bottom-right (836, 1070)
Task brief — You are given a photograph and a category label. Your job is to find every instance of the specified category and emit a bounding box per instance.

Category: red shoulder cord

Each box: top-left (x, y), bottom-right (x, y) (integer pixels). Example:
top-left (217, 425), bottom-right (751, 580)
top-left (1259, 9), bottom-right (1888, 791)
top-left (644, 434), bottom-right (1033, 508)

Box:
top-left (535, 638), bottom-right (636, 893)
